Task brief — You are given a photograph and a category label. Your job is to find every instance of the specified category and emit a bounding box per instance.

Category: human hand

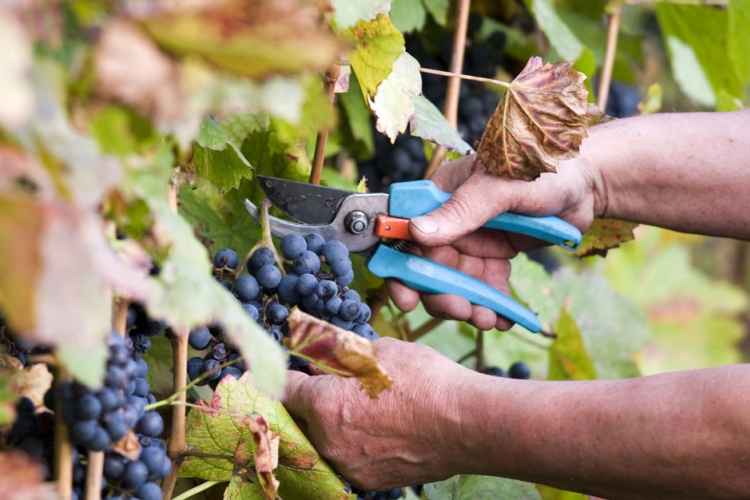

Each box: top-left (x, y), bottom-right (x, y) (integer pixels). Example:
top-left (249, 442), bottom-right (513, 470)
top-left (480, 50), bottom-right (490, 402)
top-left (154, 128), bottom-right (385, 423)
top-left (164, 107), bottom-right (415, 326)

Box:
top-left (283, 337), bottom-right (482, 491)
top-left (386, 153), bottom-right (602, 330)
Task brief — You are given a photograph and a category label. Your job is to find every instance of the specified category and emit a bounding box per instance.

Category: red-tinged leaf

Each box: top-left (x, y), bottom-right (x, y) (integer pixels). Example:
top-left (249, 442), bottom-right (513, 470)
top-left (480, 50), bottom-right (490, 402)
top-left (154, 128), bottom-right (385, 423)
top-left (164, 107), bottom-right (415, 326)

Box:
top-left (234, 414), bottom-right (280, 500)
top-left (476, 56), bottom-right (590, 181)
top-left (575, 218), bottom-right (638, 258)
top-left (285, 308), bottom-right (393, 398)
top-left (224, 475), bottom-right (268, 500)
top-left (180, 372), bottom-right (350, 500)
top-left (0, 451), bottom-right (58, 500)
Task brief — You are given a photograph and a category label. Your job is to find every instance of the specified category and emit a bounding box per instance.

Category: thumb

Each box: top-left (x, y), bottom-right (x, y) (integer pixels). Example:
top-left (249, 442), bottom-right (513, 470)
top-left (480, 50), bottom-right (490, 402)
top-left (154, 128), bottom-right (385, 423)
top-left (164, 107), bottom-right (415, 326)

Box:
top-left (410, 171), bottom-right (520, 247)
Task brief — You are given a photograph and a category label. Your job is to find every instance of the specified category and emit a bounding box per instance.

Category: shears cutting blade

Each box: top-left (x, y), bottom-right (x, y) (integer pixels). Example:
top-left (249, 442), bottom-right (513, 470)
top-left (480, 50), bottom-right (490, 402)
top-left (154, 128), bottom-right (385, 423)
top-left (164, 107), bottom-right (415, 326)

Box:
top-left (246, 176), bottom-right (583, 333)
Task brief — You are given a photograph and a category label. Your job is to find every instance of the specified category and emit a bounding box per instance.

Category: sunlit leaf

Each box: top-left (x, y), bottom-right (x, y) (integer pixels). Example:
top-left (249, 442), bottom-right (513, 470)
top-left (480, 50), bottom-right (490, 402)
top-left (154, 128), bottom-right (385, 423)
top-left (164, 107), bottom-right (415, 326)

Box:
top-left (410, 95), bottom-right (474, 154)
top-left (574, 218), bottom-right (638, 258)
top-left (476, 57), bottom-right (589, 181)
top-left (548, 308), bottom-right (597, 381)
top-left (330, 0), bottom-right (392, 30)
top-left (180, 372), bottom-right (350, 500)
top-left (370, 52), bottom-right (422, 141)
top-left (286, 309), bottom-right (393, 398)
top-left (194, 117), bottom-right (253, 192)
top-left (390, 0), bottom-right (427, 33)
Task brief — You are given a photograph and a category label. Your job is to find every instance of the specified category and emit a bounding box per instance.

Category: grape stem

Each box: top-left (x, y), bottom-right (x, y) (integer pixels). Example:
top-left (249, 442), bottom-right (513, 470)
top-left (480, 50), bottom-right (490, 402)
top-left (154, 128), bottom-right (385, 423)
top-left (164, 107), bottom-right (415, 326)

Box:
top-left (161, 328), bottom-right (189, 500)
top-left (597, 4), bottom-right (622, 112)
top-left (84, 450), bottom-right (104, 500)
top-left (52, 357), bottom-right (73, 500)
top-left (310, 64), bottom-right (340, 185)
top-left (238, 199), bottom-right (286, 279)
top-left (171, 480), bottom-right (222, 500)
top-left (114, 297), bottom-right (130, 337)
top-left (407, 317), bottom-right (443, 342)
top-left (418, 68), bottom-right (511, 89)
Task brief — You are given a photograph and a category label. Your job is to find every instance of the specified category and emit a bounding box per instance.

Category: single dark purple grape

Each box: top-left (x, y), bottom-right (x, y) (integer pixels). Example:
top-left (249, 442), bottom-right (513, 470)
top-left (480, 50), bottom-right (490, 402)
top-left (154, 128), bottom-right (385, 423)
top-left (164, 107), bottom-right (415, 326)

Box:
top-left (124, 379), bottom-right (136, 397)
top-left (70, 419), bottom-right (97, 445)
top-left (105, 410), bottom-right (128, 441)
top-left (160, 453), bottom-right (172, 478)
top-left (256, 264), bottom-right (282, 290)
top-left (147, 393), bottom-right (157, 405)
top-left (324, 297), bottom-right (342, 315)
top-left (355, 303), bottom-right (371, 324)
top-left (187, 357), bottom-right (203, 381)
top-left (322, 240), bottom-right (349, 263)
top-left (126, 306), bottom-right (138, 330)
top-left (127, 396), bottom-right (148, 418)
top-left (124, 359), bottom-right (139, 379)
top-left (295, 273), bottom-right (318, 295)
top-left (266, 302), bottom-right (289, 325)
top-left (212, 342), bottom-right (228, 361)
top-left (88, 427), bottom-right (112, 452)
top-left (74, 394), bottom-right (102, 420)
top-left (335, 270), bottom-right (354, 287)
top-left (221, 366), bottom-right (243, 380)
top-left (140, 446), bottom-right (167, 476)
top-left (133, 378), bottom-right (150, 398)
top-left (133, 358), bottom-right (149, 379)
top-left (300, 293), bottom-right (320, 311)
top-left (305, 233), bottom-right (326, 254)
top-left (288, 355), bottom-right (310, 372)
top-left (277, 275), bottom-right (301, 305)
top-left (291, 250), bottom-right (321, 275)
top-left (234, 274), bottom-right (260, 303)
top-left (316, 280), bottom-right (338, 300)
top-left (137, 411), bottom-right (164, 438)
top-left (241, 303), bottom-right (259, 321)
top-left (353, 323), bottom-right (379, 341)
top-left (482, 366), bottom-right (507, 377)
top-left (328, 257), bottom-right (352, 277)
top-left (122, 404), bottom-right (140, 428)
top-left (122, 460), bottom-right (149, 489)
top-left (103, 452), bottom-right (126, 480)
top-left (108, 344), bottom-right (130, 367)
top-left (508, 361), bottom-right (531, 380)
top-left (339, 299), bottom-right (360, 321)
top-left (281, 234), bottom-right (307, 260)
top-left (248, 247), bottom-right (275, 273)
top-left (330, 315), bottom-right (353, 331)
top-left (201, 359), bottom-right (222, 381)
top-left (268, 327), bottom-right (283, 343)
top-left (188, 326), bottom-right (211, 350)
top-left (213, 248), bottom-right (239, 270)
top-left (138, 482), bottom-right (162, 500)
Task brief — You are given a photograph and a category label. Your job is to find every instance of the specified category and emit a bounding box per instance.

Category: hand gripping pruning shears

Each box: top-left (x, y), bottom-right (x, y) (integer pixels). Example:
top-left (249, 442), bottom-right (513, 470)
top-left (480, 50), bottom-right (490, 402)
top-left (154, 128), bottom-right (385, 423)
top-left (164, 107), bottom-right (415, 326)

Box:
top-left (245, 176), bottom-right (582, 333)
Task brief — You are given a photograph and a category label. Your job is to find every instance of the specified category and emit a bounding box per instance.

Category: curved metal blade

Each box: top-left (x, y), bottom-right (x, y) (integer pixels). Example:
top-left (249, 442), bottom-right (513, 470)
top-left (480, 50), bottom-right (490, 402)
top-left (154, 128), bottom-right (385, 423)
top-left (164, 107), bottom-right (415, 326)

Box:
top-left (256, 175), bottom-right (353, 224)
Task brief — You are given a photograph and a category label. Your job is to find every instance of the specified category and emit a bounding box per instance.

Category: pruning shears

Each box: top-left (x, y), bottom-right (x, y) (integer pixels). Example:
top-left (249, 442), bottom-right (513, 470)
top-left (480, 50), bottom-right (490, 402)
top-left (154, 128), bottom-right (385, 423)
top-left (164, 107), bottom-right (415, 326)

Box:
top-left (245, 176), bottom-right (582, 333)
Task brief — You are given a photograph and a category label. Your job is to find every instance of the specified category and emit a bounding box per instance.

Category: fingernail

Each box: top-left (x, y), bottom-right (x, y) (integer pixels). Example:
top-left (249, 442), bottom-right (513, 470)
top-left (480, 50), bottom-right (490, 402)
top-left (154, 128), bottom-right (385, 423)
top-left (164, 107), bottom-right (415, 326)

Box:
top-left (411, 216), bottom-right (438, 234)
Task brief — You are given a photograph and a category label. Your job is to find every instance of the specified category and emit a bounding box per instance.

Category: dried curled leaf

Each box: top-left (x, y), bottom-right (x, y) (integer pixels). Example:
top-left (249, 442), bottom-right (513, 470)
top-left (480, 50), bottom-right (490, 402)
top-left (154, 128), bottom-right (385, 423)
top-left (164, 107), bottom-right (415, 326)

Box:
top-left (234, 414), bottom-right (280, 500)
top-left (0, 354), bottom-right (53, 410)
top-left (286, 308), bottom-right (393, 398)
top-left (574, 218), bottom-right (638, 258)
top-left (477, 56), bottom-right (589, 181)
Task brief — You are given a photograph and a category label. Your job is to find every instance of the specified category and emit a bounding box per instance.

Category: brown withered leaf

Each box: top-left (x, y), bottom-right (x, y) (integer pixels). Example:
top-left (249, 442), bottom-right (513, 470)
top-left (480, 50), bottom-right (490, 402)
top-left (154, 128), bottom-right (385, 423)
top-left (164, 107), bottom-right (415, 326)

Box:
top-left (476, 56), bottom-right (589, 181)
top-left (111, 430), bottom-right (141, 461)
top-left (0, 354), bottom-right (53, 410)
top-left (285, 308), bottom-right (393, 398)
top-left (574, 218), bottom-right (638, 258)
top-left (234, 414), bottom-right (280, 500)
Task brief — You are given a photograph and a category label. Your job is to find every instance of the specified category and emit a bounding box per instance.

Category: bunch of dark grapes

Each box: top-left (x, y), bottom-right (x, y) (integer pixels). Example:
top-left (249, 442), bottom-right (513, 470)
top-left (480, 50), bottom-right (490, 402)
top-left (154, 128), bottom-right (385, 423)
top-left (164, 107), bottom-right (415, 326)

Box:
top-left (482, 361), bottom-right (532, 379)
top-left (352, 487), bottom-right (406, 499)
top-left (605, 81), bottom-right (641, 118)
top-left (188, 233), bottom-right (380, 387)
top-left (356, 15), bottom-right (506, 193)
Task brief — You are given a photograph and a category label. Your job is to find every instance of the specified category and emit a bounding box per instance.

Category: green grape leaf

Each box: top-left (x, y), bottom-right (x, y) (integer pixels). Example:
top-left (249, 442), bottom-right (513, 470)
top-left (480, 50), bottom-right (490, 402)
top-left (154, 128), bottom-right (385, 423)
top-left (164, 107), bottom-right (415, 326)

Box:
top-left (548, 308), bottom-right (597, 381)
top-left (425, 475), bottom-right (543, 500)
top-left (140, 335), bottom-right (174, 398)
top-left (141, 1), bottom-right (341, 80)
top-left (523, 0), bottom-right (584, 61)
top-left (89, 105), bottom-right (159, 157)
top-left (657, 4), bottom-right (745, 107)
top-left (409, 95), bottom-right (474, 154)
top-left (507, 253), bottom-right (560, 331)
top-left (390, 0), bottom-right (427, 34)
top-left (423, 0), bottom-right (449, 25)
top-left (338, 74), bottom-right (376, 159)
top-left (180, 372), bottom-right (351, 500)
top-left (574, 218), bottom-right (638, 258)
top-left (218, 114), bottom-right (270, 147)
top-left (728, 0), bottom-right (750, 83)
top-left (224, 475), bottom-right (268, 500)
top-left (371, 52), bottom-right (422, 141)
top-left (339, 15), bottom-right (405, 101)
top-left (194, 117), bottom-right (253, 192)
top-left (536, 485), bottom-right (589, 500)
top-left (330, 0), bottom-right (391, 30)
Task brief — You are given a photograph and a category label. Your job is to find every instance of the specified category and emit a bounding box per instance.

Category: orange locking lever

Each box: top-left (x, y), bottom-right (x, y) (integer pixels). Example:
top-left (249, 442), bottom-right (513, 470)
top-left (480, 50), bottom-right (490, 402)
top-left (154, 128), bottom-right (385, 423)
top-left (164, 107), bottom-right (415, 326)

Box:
top-left (375, 215), bottom-right (413, 241)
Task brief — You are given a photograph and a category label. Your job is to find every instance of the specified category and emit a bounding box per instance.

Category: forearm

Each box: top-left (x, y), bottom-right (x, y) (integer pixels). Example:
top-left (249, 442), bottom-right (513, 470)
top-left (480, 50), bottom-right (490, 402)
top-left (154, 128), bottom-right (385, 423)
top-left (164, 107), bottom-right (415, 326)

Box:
top-left (586, 110), bottom-right (750, 239)
top-left (455, 365), bottom-right (750, 499)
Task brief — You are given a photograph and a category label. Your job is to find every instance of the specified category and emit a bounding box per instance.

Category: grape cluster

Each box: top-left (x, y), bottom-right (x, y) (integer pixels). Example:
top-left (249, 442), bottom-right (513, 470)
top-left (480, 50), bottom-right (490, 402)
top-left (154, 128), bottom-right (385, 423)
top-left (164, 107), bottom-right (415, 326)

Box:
top-left (482, 361), bottom-right (531, 380)
top-left (188, 233), bottom-right (380, 387)
top-left (352, 487), bottom-right (405, 499)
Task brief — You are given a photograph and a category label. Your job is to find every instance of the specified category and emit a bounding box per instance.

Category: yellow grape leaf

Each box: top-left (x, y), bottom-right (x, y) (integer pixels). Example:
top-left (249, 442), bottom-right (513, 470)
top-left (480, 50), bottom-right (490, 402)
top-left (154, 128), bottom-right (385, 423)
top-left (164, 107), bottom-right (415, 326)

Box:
top-left (286, 308), bottom-right (393, 398)
top-left (476, 56), bottom-right (589, 181)
top-left (575, 218), bottom-right (638, 258)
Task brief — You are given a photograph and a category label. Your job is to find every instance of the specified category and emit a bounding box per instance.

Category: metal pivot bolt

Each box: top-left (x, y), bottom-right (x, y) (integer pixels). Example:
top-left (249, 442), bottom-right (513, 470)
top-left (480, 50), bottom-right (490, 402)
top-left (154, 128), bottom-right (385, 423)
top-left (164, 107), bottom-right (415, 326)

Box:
top-left (345, 210), bottom-right (369, 234)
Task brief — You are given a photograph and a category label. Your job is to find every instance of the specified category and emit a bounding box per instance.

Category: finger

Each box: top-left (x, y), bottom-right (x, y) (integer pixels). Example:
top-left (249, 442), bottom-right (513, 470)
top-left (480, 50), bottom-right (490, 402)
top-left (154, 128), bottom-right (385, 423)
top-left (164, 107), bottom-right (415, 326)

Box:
top-left (410, 168), bottom-right (521, 247)
top-left (283, 369), bottom-right (313, 421)
top-left (385, 278), bottom-right (420, 313)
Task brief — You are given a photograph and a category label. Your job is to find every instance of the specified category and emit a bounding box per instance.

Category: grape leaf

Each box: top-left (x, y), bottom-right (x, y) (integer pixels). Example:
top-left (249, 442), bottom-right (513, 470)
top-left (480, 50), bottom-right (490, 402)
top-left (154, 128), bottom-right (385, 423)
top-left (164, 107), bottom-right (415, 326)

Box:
top-left (330, 0), bottom-right (392, 30)
top-left (390, 0), bottom-right (427, 34)
top-left (285, 309), bottom-right (393, 398)
top-left (423, 0), bottom-right (449, 25)
top-left (140, 335), bottom-right (174, 398)
top-left (338, 74), bottom-right (376, 159)
top-left (425, 474), bottom-right (543, 500)
top-left (0, 11), bottom-right (33, 130)
top-left (476, 56), bottom-right (589, 181)
top-left (523, 0), bottom-right (584, 61)
top-left (728, 0), bottom-right (750, 83)
top-left (339, 15), bottom-right (405, 101)
top-left (0, 376), bottom-right (16, 426)
top-left (180, 372), bottom-right (350, 500)
top-left (410, 94), bottom-right (474, 154)
top-left (573, 218), bottom-right (638, 258)
top-left (224, 475), bottom-right (268, 500)
top-left (233, 414), bottom-right (280, 499)
top-left (370, 52), bottom-right (422, 141)
top-left (141, 0), bottom-right (341, 80)
top-left (0, 354), bottom-right (53, 410)
top-left (548, 308), bottom-right (597, 381)
top-left (194, 117), bottom-right (253, 192)
top-left (0, 451), bottom-right (57, 500)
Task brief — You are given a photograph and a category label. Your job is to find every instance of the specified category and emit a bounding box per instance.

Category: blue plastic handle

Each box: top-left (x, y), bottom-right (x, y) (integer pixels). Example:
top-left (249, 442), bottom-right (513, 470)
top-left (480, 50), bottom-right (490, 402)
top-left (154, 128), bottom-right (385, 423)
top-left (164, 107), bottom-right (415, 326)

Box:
top-left (367, 245), bottom-right (541, 333)
top-left (389, 180), bottom-right (581, 250)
